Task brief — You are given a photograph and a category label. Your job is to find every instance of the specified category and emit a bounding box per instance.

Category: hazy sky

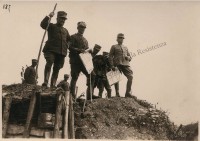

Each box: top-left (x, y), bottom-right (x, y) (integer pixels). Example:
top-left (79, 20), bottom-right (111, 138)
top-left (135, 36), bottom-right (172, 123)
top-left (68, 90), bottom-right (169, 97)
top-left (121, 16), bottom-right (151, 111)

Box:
top-left (0, 1), bottom-right (200, 125)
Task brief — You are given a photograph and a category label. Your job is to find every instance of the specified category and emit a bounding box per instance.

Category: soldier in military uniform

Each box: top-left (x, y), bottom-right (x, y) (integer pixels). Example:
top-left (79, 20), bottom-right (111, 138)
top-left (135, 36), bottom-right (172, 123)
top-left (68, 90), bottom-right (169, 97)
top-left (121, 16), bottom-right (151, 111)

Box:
top-left (109, 33), bottom-right (136, 98)
top-left (69, 21), bottom-right (89, 99)
top-left (93, 52), bottom-right (112, 98)
top-left (40, 11), bottom-right (70, 88)
top-left (57, 74), bottom-right (69, 91)
top-left (24, 59), bottom-right (38, 85)
top-left (69, 22), bottom-right (101, 99)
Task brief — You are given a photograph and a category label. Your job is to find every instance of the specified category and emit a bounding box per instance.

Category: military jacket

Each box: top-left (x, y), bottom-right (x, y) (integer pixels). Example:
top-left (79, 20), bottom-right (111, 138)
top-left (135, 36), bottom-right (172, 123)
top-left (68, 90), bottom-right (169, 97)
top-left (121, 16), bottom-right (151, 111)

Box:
top-left (24, 66), bottom-right (36, 84)
top-left (109, 44), bottom-right (132, 66)
top-left (40, 16), bottom-right (70, 56)
top-left (69, 33), bottom-right (89, 64)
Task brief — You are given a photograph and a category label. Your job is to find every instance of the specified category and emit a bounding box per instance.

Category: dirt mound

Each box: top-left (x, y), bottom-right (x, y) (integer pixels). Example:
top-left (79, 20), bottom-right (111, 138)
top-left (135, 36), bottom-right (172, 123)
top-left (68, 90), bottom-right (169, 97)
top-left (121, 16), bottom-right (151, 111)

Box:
top-left (74, 97), bottom-right (177, 140)
top-left (2, 84), bottom-right (198, 139)
top-left (2, 84), bottom-right (50, 101)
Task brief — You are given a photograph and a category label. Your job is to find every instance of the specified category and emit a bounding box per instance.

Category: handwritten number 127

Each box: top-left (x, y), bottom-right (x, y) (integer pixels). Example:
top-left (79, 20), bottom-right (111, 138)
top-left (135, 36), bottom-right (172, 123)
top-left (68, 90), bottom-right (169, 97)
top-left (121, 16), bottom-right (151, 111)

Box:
top-left (3, 4), bottom-right (11, 12)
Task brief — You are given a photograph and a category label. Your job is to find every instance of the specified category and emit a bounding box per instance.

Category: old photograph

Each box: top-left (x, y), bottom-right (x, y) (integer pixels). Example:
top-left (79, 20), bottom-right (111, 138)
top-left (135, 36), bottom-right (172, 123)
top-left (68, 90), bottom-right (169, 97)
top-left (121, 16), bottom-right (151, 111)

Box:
top-left (0, 1), bottom-right (199, 140)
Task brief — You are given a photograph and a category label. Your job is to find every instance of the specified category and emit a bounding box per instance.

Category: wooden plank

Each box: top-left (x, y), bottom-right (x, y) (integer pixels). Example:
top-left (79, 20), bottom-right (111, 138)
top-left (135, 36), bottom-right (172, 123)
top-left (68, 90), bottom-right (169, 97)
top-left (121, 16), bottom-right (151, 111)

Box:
top-left (45, 131), bottom-right (62, 138)
top-left (68, 94), bottom-right (75, 139)
top-left (2, 96), bottom-right (12, 138)
top-left (40, 92), bottom-right (56, 96)
top-left (23, 90), bottom-right (37, 138)
top-left (62, 90), bottom-right (70, 138)
top-left (30, 128), bottom-right (45, 137)
top-left (53, 92), bottom-right (62, 138)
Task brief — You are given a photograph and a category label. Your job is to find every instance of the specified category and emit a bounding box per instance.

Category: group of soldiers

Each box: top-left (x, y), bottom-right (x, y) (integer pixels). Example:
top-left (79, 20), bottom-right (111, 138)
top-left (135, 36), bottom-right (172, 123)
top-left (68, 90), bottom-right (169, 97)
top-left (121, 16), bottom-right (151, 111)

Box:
top-left (23, 11), bottom-right (136, 100)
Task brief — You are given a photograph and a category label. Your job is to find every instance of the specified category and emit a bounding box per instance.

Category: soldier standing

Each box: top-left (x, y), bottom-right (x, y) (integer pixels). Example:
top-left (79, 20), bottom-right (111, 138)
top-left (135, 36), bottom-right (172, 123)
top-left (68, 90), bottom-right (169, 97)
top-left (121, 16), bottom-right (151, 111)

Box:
top-left (24, 59), bottom-right (38, 85)
top-left (93, 52), bottom-right (112, 98)
top-left (40, 11), bottom-right (70, 88)
top-left (69, 21), bottom-right (89, 99)
top-left (109, 33), bottom-right (136, 98)
top-left (57, 74), bottom-right (70, 91)
top-left (69, 22), bottom-right (100, 99)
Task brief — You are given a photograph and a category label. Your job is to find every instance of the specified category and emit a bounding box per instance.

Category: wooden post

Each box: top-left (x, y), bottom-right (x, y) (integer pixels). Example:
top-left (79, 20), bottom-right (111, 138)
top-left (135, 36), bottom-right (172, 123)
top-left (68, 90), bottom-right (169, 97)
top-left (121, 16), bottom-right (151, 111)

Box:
top-left (68, 94), bottom-right (75, 139)
top-left (90, 74), bottom-right (92, 102)
top-left (53, 92), bottom-right (62, 138)
top-left (75, 86), bottom-right (78, 102)
top-left (62, 90), bottom-right (70, 138)
top-left (2, 96), bottom-right (12, 138)
top-left (23, 90), bottom-right (37, 138)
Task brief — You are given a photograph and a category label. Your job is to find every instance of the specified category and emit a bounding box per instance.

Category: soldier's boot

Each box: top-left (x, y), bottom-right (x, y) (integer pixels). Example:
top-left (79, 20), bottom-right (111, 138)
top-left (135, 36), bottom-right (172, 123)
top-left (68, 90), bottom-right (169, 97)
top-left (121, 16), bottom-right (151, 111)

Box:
top-left (42, 65), bottom-right (51, 87)
top-left (50, 68), bottom-right (59, 88)
top-left (86, 87), bottom-right (100, 100)
top-left (125, 77), bottom-right (136, 99)
top-left (70, 78), bottom-right (77, 99)
top-left (98, 89), bottom-right (103, 98)
top-left (50, 77), bottom-right (57, 89)
top-left (86, 87), bottom-right (91, 100)
top-left (114, 82), bottom-right (120, 97)
top-left (107, 89), bottom-right (112, 98)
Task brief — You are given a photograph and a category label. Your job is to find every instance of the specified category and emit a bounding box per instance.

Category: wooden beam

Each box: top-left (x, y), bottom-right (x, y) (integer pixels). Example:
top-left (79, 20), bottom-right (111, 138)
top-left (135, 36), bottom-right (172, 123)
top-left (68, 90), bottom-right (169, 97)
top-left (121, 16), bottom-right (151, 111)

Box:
top-left (2, 96), bottom-right (12, 138)
top-left (68, 94), bottom-right (75, 139)
top-left (62, 90), bottom-right (70, 138)
top-left (53, 92), bottom-right (62, 138)
top-left (23, 90), bottom-right (37, 138)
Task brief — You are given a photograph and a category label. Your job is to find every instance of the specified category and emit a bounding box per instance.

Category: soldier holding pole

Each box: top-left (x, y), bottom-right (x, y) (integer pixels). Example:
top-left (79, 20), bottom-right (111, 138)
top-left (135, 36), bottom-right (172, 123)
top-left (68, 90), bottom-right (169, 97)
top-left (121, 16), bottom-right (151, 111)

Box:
top-left (40, 11), bottom-right (70, 88)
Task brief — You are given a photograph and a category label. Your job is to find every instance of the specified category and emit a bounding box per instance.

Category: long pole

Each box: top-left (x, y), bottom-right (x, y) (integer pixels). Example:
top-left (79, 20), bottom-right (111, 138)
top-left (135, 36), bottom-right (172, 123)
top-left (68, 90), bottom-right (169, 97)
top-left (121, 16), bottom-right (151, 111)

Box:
top-left (23, 4), bottom-right (57, 138)
top-left (35, 3), bottom-right (57, 82)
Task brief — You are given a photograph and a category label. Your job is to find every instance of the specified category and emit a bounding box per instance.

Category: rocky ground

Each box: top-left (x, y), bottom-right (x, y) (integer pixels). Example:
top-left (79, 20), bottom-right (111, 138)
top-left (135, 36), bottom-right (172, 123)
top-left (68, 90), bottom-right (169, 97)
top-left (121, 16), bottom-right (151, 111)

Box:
top-left (74, 98), bottom-right (175, 140)
top-left (2, 84), bottom-right (199, 140)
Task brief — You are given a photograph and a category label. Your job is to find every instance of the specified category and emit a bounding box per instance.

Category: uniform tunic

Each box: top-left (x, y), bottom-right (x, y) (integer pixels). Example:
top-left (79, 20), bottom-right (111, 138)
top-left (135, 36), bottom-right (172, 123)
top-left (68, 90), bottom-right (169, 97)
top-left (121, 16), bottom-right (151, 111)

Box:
top-left (24, 66), bottom-right (36, 84)
top-left (40, 16), bottom-right (70, 56)
top-left (69, 33), bottom-right (89, 64)
top-left (109, 44), bottom-right (131, 67)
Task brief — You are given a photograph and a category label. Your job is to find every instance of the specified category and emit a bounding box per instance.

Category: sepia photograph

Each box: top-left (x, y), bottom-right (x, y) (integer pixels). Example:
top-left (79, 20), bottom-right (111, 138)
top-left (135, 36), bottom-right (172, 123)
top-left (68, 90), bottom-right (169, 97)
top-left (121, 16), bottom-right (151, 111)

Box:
top-left (0, 1), bottom-right (199, 140)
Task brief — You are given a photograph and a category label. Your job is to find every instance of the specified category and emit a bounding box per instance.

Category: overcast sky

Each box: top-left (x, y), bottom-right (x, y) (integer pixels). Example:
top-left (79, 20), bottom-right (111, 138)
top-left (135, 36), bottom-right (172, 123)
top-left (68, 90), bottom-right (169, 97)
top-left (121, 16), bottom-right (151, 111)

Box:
top-left (0, 1), bottom-right (200, 125)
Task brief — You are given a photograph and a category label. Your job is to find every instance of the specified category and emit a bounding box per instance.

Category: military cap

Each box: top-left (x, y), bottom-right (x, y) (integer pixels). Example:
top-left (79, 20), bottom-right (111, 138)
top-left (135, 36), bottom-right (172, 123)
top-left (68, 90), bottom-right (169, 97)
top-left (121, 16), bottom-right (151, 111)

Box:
top-left (57, 11), bottom-right (67, 19)
top-left (32, 59), bottom-right (38, 63)
top-left (77, 21), bottom-right (86, 28)
top-left (117, 33), bottom-right (125, 39)
top-left (64, 74), bottom-right (69, 78)
top-left (93, 44), bottom-right (101, 51)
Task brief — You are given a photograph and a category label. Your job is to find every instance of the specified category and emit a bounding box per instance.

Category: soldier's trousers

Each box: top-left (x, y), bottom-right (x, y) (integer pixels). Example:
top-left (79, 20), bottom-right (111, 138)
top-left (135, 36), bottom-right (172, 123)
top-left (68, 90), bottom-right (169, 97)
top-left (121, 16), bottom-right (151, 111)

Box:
top-left (94, 76), bottom-right (111, 98)
top-left (70, 62), bottom-right (94, 99)
top-left (44, 52), bottom-right (65, 87)
top-left (115, 65), bottom-right (133, 95)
